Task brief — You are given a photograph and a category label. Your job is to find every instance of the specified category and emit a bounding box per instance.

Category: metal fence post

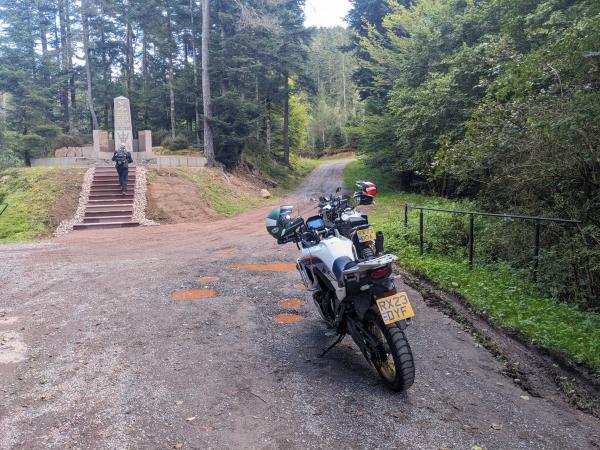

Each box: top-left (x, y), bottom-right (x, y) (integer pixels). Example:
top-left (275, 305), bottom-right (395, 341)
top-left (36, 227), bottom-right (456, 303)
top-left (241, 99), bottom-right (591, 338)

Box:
top-left (404, 204), bottom-right (408, 228)
top-left (532, 221), bottom-right (540, 282)
top-left (468, 213), bottom-right (474, 266)
top-left (419, 208), bottom-right (424, 255)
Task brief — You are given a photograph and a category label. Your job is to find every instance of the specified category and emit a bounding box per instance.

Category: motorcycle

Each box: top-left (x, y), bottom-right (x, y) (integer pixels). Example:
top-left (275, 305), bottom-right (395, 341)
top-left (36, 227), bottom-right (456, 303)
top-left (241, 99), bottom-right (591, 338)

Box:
top-left (266, 203), bottom-right (416, 391)
top-left (316, 180), bottom-right (381, 261)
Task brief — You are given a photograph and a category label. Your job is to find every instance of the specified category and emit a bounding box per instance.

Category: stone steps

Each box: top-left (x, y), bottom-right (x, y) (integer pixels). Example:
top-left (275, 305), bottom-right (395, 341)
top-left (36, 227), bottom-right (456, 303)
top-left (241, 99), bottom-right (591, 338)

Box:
top-left (85, 208), bottom-right (133, 217)
top-left (73, 221), bottom-right (140, 230)
top-left (82, 215), bottom-right (133, 224)
top-left (89, 190), bottom-right (135, 196)
top-left (90, 183), bottom-right (130, 189)
top-left (74, 166), bottom-right (141, 231)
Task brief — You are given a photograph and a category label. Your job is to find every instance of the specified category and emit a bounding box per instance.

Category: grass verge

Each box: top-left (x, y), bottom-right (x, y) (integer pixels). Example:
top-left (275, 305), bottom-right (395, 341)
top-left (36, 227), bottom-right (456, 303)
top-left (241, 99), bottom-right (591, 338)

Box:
top-left (345, 159), bottom-right (600, 374)
top-left (175, 167), bottom-right (272, 216)
top-left (172, 154), bottom-right (323, 217)
top-left (0, 167), bottom-right (85, 243)
top-left (243, 153), bottom-right (322, 194)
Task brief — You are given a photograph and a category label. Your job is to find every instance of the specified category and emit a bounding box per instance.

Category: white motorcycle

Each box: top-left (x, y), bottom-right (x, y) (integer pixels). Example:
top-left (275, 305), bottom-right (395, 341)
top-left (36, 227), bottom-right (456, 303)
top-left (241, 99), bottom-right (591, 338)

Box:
top-left (266, 206), bottom-right (416, 391)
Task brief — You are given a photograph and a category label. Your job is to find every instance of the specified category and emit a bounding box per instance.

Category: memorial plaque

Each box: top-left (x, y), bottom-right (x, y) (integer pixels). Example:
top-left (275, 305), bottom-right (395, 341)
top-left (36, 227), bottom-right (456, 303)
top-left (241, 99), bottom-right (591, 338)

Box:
top-left (114, 96), bottom-right (133, 152)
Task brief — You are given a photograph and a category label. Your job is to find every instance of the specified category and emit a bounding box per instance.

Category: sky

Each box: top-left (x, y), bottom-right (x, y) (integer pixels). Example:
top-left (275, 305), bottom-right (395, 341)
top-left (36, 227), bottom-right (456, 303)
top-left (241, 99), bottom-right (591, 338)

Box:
top-left (304, 0), bottom-right (352, 28)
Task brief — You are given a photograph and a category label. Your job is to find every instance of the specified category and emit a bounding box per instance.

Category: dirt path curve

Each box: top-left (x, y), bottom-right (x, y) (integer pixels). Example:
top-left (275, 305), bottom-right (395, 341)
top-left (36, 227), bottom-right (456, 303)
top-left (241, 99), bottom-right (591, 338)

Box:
top-left (1, 160), bottom-right (598, 450)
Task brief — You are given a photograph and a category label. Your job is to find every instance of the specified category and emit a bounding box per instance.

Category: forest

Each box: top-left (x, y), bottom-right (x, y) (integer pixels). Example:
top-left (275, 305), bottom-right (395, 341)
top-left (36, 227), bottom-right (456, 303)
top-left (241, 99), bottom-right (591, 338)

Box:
top-left (0, 0), bottom-right (358, 167)
top-left (347, 0), bottom-right (600, 311)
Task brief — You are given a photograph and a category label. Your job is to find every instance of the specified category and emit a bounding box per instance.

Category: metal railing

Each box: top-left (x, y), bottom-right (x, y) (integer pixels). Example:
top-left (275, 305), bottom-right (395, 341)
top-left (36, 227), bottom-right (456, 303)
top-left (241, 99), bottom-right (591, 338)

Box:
top-left (0, 203), bottom-right (7, 217)
top-left (403, 204), bottom-right (582, 282)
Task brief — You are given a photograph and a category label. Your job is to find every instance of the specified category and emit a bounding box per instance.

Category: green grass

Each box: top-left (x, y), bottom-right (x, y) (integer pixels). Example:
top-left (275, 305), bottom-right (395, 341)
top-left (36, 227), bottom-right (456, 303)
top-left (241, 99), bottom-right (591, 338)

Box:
top-left (154, 146), bottom-right (205, 157)
top-left (0, 167), bottom-right (84, 243)
top-left (244, 153), bottom-right (322, 195)
top-left (174, 155), bottom-right (323, 216)
top-left (176, 167), bottom-right (273, 216)
top-left (345, 159), bottom-right (600, 374)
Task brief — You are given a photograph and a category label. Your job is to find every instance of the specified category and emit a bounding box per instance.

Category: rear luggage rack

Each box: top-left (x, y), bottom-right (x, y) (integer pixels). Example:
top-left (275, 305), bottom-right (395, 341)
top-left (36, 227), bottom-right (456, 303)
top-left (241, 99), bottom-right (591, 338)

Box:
top-left (342, 254), bottom-right (397, 277)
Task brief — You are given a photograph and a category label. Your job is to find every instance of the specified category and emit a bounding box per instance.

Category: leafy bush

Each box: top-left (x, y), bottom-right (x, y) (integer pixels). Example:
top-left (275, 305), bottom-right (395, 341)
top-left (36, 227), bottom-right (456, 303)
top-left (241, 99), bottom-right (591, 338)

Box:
top-left (161, 135), bottom-right (190, 151)
top-left (344, 160), bottom-right (600, 373)
top-left (350, 0), bottom-right (600, 309)
top-left (153, 129), bottom-right (169, 146)
top-left (0, 148), bottom-right (22, 169)
top-left (32, 124), bottom-right (61, 140)
top-left (50, 133), bottom-right (85, 150)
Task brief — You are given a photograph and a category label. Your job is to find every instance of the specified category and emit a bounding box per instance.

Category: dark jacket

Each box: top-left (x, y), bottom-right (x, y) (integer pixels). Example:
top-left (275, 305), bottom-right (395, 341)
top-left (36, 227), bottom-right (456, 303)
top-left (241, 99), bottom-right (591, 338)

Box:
top-left (112, 149), bottom-right (133, 168)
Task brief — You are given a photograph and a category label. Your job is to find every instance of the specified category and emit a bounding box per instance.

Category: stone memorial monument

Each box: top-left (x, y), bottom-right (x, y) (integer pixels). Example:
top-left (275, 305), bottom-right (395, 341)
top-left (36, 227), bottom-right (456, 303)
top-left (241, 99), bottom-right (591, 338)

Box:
top-left (114, 96), bottom-right (133, 152)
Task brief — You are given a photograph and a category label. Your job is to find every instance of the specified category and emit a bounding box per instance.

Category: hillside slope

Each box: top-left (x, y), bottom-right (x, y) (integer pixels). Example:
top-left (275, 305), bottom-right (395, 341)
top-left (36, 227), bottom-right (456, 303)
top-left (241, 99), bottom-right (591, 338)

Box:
top-left (0, 168), bottom-right (85, 242)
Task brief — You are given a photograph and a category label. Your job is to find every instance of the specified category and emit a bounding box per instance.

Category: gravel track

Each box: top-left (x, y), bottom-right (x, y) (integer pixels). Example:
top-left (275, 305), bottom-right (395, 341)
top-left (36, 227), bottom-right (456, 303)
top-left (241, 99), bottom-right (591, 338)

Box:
top-left (0, 160), bottom-right (598, 449)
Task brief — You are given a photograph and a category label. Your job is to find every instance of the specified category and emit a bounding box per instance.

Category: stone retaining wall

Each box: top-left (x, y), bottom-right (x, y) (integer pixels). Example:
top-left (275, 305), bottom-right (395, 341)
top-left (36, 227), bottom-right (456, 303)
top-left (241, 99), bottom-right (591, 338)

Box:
top-left (156, 156), bottom-right (207, 168)
top-left (31, 155), bottom-right (207, 168)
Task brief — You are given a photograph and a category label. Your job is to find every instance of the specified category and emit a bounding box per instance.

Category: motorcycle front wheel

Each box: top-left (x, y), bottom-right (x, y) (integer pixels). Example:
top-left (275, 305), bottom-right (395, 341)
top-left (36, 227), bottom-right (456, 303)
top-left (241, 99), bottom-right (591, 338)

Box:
top-left (365, 310), bottom-right (415, 391)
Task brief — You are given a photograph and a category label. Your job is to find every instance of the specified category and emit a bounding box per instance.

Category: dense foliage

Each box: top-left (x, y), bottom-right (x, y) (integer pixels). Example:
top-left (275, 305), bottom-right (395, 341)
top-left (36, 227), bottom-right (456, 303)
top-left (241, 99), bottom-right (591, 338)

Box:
top-left (348, 0), bottom-right (600, 309)
top-left (0, 1), bottom-right (360, 168)
top-left (345, 160), bottom-right (600, 374)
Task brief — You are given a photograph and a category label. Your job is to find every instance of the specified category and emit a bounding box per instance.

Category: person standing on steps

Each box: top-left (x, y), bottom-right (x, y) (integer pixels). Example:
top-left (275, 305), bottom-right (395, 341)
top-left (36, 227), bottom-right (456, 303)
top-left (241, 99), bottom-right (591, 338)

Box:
top-left (112, 143), bottom-right (133, 194)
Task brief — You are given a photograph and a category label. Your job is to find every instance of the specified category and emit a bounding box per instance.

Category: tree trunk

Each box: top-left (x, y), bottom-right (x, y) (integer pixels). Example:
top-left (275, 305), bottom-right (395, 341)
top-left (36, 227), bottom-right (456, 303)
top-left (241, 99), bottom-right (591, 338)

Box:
top-left (82, 0), bottom-right (99, 130)
top-left (126, 12), bottom-right (134, 98)
top-left (57, 0), bottom-right (70, 131)
top-left (166, 10), bottom-right (176, 139)
top-left (65, 0), bottom-right (76, 111)
top-left (36, 0), bottom-right (48, 56)
top-left (266, 100), bottom-right (272, 154)
top-left (342, 53), bottom-right (347, 122)
top-left (142, 30), bottom-right (149, 129)
top-left (283, 73), bottom-right (290, 165)
top-left (201, 0), bottom-right (216, 166)
top-left (100, 21), bottom-right (110, 129)
top-left (190, 0), bottom-right (201, 146)
top-left (255, 75), bottom-right (260, 140)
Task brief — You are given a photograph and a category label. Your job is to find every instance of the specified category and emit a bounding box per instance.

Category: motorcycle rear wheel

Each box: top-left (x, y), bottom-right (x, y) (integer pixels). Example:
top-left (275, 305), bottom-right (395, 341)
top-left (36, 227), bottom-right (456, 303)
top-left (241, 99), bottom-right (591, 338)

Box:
top-left (365, 310), bottom-right (415, 391)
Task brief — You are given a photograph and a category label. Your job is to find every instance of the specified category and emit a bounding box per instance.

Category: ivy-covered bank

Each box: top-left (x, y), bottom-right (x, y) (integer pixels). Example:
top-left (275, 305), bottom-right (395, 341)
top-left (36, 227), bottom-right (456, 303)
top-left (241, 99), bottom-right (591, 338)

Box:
top-left (345, 160), bottom-right (600, 374)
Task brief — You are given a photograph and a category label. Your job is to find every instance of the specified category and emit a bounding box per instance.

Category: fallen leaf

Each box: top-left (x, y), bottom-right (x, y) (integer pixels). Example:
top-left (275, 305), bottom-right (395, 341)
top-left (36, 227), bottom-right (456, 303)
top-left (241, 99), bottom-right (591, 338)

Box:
top-left (520, 395), bottom-right (530, 401)
top-left (185, 416), bottom-right (196, 422)
top-left (174, 444), bottom-right (184, 449)
top-left (356, 411), bottom-right (364, 416)
top-left (175, 400), bottom-right (183, 405)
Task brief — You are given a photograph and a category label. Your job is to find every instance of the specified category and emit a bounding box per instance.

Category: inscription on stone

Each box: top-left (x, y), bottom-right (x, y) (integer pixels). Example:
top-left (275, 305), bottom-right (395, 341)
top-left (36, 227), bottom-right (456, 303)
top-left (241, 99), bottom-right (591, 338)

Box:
top-left (114, 96), bottom-right (133, 152)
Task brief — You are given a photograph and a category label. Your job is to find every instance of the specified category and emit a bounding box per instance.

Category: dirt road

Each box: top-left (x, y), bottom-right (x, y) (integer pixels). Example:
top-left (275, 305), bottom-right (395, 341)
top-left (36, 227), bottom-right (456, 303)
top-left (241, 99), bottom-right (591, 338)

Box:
top-left (1, 160), bottom-right (598, 449)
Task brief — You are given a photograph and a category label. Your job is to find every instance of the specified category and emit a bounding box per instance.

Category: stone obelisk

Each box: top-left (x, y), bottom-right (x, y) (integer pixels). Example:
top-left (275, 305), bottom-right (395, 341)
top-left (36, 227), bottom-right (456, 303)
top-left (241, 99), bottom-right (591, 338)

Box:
top-left (114, 96), bottom-right (133, 152)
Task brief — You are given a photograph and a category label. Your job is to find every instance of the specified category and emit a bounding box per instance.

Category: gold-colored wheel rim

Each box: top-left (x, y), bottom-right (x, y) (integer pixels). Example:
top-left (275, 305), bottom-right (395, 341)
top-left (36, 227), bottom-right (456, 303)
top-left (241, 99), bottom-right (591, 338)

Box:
top-left (369, 321), bottom-right (396, 382)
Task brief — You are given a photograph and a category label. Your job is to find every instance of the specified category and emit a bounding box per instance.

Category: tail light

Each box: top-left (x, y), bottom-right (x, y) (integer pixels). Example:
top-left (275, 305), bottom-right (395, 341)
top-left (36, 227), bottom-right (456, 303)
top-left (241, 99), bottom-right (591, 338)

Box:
top-left (371, 266), bottom-right (391, 280)
top-left (384, 289), bottom-right (397, 297)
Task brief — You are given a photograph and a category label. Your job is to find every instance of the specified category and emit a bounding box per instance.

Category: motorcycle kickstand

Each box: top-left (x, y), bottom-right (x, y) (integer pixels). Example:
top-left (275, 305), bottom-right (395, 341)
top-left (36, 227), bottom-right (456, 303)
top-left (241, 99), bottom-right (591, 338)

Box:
top-left (319, 333), bottom-right (346, 358)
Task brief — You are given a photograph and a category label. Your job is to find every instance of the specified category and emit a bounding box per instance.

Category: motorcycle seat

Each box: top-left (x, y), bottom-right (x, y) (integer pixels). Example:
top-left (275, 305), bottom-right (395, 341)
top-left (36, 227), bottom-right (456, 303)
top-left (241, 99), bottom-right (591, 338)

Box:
top-left (332, 256), bottom-right (357, 285)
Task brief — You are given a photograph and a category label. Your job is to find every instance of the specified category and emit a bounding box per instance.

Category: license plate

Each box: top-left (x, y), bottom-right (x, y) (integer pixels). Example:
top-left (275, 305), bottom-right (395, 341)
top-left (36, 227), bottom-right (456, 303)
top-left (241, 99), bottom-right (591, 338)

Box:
top-left (357, 227), bottom-right (376, 243)
top-left (376, 292), bottom-right (415, 325)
